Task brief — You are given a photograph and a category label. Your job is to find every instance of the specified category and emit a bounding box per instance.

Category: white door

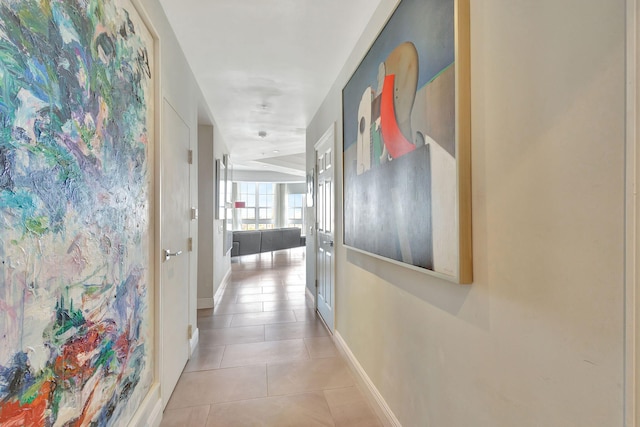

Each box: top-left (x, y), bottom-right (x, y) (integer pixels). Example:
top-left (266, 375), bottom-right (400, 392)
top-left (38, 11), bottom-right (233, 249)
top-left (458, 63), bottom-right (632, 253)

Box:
top-left (160, 99), bottom-right (191, 408)
top-left (316, 125), bottom-right (335, 331)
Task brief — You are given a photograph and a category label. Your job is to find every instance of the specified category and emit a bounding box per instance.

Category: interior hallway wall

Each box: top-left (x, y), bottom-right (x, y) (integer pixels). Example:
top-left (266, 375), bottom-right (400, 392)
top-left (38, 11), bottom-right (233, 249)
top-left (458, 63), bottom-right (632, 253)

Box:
top-left (138, 0), bottom-right (204, 355)
top-left (198, 125), bottom-right (215, 308)
top-left (306, 0), bottom-right (626, 425)
top-left (212, 124), bottom-right (232, 298)
top-left (197, 123), bottom-right (231, 308)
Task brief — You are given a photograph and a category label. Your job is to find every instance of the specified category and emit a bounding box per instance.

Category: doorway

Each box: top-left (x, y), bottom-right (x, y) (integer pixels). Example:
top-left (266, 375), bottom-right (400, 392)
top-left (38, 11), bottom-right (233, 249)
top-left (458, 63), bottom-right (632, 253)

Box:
top-left (315, 124), bottom-right (336, 332)
top-left (160, 99), bottom-right (192, 408)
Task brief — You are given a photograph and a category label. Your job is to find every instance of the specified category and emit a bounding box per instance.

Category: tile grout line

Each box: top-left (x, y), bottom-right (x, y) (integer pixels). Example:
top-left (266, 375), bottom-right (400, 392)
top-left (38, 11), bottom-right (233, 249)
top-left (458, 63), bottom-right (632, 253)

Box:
top-left (218, 344), bottom-right (228, 370)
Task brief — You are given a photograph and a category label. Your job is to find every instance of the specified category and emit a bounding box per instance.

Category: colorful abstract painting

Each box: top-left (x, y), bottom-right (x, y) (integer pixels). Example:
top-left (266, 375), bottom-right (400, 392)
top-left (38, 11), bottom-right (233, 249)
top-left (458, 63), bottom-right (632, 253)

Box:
top-left (0, 0), bottom-right (154, 425)
top-left (342, 0), bottom-right (471, 283)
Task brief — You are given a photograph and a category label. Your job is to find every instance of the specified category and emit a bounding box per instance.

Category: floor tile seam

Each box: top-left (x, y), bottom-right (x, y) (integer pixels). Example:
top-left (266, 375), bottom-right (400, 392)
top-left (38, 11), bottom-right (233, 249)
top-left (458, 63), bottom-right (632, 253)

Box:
top-left (202, 322), bottom-right (269, 331)
top-left (202, 339), bottom-right (265, 348)
top-left (345, 384), bottom-right (387, 425)
top-left (219, 338), bottom-right (309, 358)
top-left (317, 390), bottom-right (340, 427)
top-left (224, 336), bottom-right (306, 347)
top-left (218, 344), bottom-right (229, 370)
top-left (180, 362), bottom-right (267, 376)
top-left (302, 336), bottom-right (312, 357)
top-left (220, 354), bottom-right (311, 370)
top-left (218, 358), bottom-right (295, 370)
top-left (265, 356), bottom-right (270, 396)
top-left (173, 391), bottom-right (272, 411)
top-left (265, 383), bottom-right (359, 398)
top-left (307, 354), bottom-right (342, 361)
top-left (229, 320), bottom-right (299, 328)
top-left (264, 355), bottom-right (345, 372)
top-left (165, 401), bottom-right (215, 412)
top-left (163, 403), bottom-right (213, 418)
top-left (263, 334), bottom-right (330, 343)
top-left (206, 390), bottom-right (332, 408)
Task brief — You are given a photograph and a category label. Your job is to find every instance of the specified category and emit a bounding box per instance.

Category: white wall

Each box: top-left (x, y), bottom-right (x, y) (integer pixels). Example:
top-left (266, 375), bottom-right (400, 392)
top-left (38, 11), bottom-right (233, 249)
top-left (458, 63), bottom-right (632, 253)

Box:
top-left (198, 125), bottom-right (215, 308)
top-left (197, 123), bottom-right (231, 307)
top-left (233, 169), bottom-right (305, 183)
top-left (133, 0), bottom-right (209, 422)
top-left (212, 125), bottom-right (232, 298)
top-left (307, 0), bottom-right (626, 425)
top-left (138, 0), bottom-right (202, 349)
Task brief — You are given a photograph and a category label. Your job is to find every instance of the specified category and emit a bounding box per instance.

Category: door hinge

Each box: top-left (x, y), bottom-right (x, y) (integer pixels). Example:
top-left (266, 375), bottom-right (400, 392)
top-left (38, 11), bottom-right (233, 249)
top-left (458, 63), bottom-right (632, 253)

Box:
top-left (188, 324), bottom-right (193, 339)
top-left (188, 149), bottom-right (193, 164)
top-left (188, 237), bottom-right (193, 252)
top-left (315, 279), bottom-right (318, 288)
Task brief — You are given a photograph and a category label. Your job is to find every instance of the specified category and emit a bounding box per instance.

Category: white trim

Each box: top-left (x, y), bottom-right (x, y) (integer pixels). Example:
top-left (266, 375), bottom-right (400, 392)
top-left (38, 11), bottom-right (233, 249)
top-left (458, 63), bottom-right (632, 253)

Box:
top-left (305, 286), bottom-right (316, 306)
top-left (333, 331), bottom-right (401, 427)
top-left (127, 383), bottom-right (162, 427)
top-left (627, 0), bottom-right (638, 425)
top-left (189, 327), bottom-right (199, 356)
top-left (314, 122), bottom-right (337, 332)
top-left (214, 268), bottom-right (232, 306)
top-left (197, 297), bottom-right (214, 309)
top-left (125, 2), bottom-right (163, 427)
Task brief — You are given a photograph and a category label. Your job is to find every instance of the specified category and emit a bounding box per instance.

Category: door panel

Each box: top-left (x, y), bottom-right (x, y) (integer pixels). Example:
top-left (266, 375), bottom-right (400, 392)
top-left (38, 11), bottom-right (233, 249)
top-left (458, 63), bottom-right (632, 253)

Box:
top-left (316, 126), bottom-right (335, 331)
top-left (160, 99), bottom-right (190, 408)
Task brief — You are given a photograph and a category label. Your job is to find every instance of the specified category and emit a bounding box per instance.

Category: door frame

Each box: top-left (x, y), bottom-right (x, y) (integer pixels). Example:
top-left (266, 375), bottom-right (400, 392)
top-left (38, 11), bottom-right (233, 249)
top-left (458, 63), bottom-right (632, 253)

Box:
top-left (158, 98), bottom-right (193, 408)
top-left (314, 123), bottom-right (337, 332)
top-left (627, 0), bottom-right (638, 425)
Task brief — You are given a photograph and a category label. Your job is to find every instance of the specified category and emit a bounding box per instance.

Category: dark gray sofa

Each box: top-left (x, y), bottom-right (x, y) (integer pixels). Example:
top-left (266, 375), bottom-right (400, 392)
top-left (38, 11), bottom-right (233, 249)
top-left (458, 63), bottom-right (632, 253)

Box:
top-left (231, 227), bottom-right (305, 257)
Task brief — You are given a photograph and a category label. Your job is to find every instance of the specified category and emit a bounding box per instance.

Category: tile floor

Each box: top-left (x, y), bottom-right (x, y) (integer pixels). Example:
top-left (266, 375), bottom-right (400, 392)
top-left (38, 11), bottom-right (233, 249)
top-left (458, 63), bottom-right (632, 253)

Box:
top-left (161, 247), bottom-right (382, 427)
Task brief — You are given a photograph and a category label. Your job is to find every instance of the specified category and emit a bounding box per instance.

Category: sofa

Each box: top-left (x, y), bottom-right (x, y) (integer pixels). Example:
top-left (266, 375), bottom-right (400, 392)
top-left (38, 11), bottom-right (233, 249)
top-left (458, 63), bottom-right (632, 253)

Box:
top-left (231, 227), bottom-right (305, 257)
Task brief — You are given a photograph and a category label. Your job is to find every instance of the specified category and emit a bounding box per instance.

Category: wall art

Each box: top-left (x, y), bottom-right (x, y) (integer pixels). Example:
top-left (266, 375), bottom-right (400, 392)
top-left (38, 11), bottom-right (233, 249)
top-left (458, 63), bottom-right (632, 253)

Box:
top-left (342, 0), bottom-right (471, 283)
top-left (0, 0), bottom-right (155, 424)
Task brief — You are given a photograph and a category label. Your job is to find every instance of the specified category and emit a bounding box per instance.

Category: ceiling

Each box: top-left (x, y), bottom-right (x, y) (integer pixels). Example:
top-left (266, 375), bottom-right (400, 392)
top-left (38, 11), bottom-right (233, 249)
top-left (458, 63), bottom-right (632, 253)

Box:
top-left (159, 0), bottom-right (383, 178)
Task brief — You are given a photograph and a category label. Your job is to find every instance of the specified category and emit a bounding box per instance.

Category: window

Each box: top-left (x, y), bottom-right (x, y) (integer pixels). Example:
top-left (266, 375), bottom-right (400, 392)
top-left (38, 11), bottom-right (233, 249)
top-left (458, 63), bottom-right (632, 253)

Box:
top-left (287, 193), bottom-right (304, 229)
top-left (237, 182), bottom-right (275, 230)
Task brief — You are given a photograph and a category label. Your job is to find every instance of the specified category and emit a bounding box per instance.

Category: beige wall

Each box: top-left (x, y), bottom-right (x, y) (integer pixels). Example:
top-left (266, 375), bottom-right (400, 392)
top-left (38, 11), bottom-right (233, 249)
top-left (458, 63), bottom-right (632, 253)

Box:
top-left (198, 125), bottom-right (215, 306)
top-left (197, 123), bottom-right (231, 307)
top-left (307, 0), bottom-right (626, 425)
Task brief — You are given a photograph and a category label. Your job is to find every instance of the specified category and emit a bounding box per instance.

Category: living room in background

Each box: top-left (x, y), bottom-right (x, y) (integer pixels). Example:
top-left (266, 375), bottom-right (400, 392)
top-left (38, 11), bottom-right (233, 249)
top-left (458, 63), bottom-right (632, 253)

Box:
top-left (286, 183), bottom-right (306, 230)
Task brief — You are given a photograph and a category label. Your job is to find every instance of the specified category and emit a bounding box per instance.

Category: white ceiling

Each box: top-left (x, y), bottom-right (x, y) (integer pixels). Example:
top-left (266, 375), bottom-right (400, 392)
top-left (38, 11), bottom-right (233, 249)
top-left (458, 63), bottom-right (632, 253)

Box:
top-left (159, 0), bottom-right (382, 178)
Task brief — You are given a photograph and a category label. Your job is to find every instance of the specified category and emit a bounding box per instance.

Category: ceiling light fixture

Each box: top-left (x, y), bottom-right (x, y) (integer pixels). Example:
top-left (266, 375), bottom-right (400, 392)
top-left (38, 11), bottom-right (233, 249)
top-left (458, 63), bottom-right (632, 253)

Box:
top-left (258, 130), bottom-right (267, 138)
top-left (273, 150), bottom-right (279, 154)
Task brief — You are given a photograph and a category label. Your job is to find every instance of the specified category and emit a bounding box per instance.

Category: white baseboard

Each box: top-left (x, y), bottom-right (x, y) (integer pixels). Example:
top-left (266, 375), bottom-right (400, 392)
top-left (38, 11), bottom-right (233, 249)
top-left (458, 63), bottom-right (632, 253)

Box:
top-left (305, 286), bottom-right (316, 306)
top-left (333, 331), bottom-right (401, 427)
top-left (189, 327), bottom-right (199, 356)
top-left (128, 383), bottom-right (162, 427)
top-left (197, 297), bottom-right (214, 309)
top-left (198, 268), bottom-right (231, 310)
top-left (214, 268), bottom-right (232, 306)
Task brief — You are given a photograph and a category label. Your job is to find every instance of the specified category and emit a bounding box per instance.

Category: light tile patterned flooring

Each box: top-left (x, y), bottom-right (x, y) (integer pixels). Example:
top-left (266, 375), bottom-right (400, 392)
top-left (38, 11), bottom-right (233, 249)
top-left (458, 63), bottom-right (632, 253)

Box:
top-left (161, 248), bottom-right (382, 427)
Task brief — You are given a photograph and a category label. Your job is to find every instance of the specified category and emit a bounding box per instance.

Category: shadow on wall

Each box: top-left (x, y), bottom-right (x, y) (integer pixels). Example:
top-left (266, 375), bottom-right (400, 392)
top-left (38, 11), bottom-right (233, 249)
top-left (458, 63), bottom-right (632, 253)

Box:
top-left (345, 249), bottom-right (489, 330)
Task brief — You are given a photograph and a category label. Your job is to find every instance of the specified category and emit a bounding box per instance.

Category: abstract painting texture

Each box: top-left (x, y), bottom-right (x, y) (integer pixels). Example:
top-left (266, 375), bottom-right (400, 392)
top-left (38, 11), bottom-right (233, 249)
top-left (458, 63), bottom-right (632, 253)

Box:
top-left (0, 0), bottom-right (154, 425)
top-left (343, 0), bottom-right (471, 282)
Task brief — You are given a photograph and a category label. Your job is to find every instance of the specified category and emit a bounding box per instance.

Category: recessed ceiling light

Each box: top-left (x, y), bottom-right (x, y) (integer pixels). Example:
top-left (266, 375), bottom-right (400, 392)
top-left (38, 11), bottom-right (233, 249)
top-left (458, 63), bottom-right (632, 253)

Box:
top-left (273, 150), bottom-right (279, 154)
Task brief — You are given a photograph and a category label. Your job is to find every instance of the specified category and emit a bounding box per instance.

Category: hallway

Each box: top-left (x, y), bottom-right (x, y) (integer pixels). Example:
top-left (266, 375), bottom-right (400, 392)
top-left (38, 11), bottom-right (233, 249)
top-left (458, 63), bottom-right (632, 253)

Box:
top-left (160, 248), bottom-right (382, 426)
